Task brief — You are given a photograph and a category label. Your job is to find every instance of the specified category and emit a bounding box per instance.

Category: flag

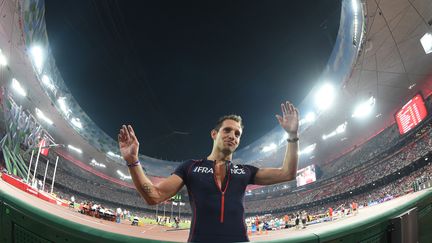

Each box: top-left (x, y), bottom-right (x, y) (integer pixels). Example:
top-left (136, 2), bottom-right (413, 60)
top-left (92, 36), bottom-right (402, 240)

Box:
top-left (39, 138), bottom-right (49, 156)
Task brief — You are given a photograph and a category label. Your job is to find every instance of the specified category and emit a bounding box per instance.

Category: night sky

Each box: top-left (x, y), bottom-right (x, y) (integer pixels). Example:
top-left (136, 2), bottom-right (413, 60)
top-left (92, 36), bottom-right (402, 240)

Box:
top-left (44, 0), bottom-right (341, 161)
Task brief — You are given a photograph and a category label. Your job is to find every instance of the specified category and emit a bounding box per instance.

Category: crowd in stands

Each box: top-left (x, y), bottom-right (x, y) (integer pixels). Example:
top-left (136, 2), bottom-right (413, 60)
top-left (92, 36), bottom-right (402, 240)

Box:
top-left (2, 98), bottom-right (431, 222)
top-left (244, 128), bottom-right (431, 214)
top-left (246, 160), bottom-right (432, 232)
top-left (32, 117), bottom-right (430, 219)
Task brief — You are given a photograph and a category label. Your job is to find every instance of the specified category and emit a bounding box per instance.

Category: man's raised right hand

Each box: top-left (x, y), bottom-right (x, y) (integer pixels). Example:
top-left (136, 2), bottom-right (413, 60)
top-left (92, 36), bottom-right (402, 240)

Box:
top-left (118, 125), bottom-right (140, 164)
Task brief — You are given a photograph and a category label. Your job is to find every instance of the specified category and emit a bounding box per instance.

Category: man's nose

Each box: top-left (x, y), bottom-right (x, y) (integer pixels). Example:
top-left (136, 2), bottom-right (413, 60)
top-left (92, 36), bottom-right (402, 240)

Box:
top-left (227, 132), bottom-right (236, 139)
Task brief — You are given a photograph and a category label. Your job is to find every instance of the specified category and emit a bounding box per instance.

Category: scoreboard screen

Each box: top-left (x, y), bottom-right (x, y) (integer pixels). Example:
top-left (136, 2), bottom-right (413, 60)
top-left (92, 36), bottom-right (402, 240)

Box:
top-left (296, 164), bottom-right (316, 187)
top-left (395, 94), bottom-right (428, 135)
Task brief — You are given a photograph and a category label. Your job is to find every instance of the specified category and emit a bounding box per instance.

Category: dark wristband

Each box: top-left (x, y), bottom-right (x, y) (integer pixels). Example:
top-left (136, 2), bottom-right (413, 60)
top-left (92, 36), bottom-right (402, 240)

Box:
top-left (287, 137), bottom-right (299, 143)
top-left (127, 160), bottom-right (140, 167)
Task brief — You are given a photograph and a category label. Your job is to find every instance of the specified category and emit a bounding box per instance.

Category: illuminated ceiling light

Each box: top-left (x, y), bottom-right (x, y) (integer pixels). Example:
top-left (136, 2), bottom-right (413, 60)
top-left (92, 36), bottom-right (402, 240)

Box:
top-left (0, 49), bottom-right (7, 66)
top-left (11, 78), bottom-right (27, 97)
top-left (35, 108), bottom-right (54, 125)
top-left (71, 117), bottom-right (83, 129)
top-left (305, 112), bottom-right (316, 123)
top-left (299, 143), bottom-right (316, 155)
top-left (107, 151), bottom-right (122, 159)
top-left (322, 122), bottom-right (347, 140)
top-left (30, 45), bottom-right (44, 73)
top-left (376, 113), bottom-right (382, 118)
top-left (300, 112), bottom-right (316, 126)
top-left (90, 159), bottom-right (106, 168)
top-left (352, 96), bottom-right (376, 118)
top-left (117, 169), bottom-right (131, 180)
top-left (352, 0), bottom-right (359, 13)
top-left (352, 0), bottom-right (360, 45)
top-left (279, 132), bottom-right (289, 144)
top-left (67, 144), bottom-right (82, 154)
top-left (315, 83), bottom-right (335, 111)
top-left (408, 83), bottom-right (416, 90)
top-left (336, 122), bottom-right (347, 133)
top-left (42, 75), bottom-right (55, 91)
top-left (262, 143), bottom-right (277, 152)
top-left (57, 97), bottom-right (70, 115)
top-left (420, 33), bottom-right (432, 54)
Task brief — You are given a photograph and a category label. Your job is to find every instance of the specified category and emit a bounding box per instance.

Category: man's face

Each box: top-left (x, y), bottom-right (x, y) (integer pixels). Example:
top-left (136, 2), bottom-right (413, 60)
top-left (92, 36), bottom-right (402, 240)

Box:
top-left (212, 119), bottom-right (242, 154)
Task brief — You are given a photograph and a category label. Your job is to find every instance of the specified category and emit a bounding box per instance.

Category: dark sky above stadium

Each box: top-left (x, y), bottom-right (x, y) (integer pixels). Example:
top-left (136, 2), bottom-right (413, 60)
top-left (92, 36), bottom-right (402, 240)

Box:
top-left (44, 0), bottom-right (341, 161)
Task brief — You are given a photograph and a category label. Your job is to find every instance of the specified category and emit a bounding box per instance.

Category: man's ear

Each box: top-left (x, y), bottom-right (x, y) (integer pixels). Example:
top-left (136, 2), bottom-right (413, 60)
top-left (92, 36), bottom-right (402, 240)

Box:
top-left (211, 129), bottom-right (218, 140)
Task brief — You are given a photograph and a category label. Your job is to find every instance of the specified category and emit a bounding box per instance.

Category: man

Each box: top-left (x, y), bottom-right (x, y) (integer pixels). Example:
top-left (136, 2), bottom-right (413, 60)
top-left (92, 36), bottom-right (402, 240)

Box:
top-left (116, 207), bottom-right (122, 223)
top-left (118, 101), bottom-right (299, 242)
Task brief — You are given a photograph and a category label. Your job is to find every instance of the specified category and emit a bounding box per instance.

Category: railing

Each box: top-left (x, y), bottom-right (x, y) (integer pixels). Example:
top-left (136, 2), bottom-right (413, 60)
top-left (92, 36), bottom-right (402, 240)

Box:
top-left (1, 178), bottom-right (431, 242)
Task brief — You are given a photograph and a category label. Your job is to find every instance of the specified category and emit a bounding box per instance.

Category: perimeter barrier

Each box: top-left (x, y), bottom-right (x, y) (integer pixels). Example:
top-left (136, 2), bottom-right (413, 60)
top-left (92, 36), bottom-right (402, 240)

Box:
top-left (0, 184), bottom-right (431, 243)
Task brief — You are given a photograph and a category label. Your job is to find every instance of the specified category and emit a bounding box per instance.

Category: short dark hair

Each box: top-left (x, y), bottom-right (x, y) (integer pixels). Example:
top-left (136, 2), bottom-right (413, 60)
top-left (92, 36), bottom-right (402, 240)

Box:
top-left (214, 114), bottom-right (244, 131)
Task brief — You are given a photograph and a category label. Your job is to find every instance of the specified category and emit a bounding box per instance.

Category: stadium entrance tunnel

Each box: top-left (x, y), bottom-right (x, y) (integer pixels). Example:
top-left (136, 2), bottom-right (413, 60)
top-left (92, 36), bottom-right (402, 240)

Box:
top-left (0, 187), bottom-right (432, 242)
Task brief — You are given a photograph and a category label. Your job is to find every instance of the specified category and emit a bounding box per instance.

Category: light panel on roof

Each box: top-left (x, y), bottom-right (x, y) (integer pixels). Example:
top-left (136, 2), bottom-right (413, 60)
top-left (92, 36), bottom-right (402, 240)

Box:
top-left (315, 83), bottom-right (335, 111)
top-left (420, 33), bottom-right (432, 54)
top-left (0, 49), bottom-right (7, 66)
top-left (352, 96), bottom-right (375, 118)
top-left (11, 78), bottom-right (27, 97)
top-left (30, 45), bottom-right (44, 73)
top-left (68, 144), bottom-right (82, 154)
top-left (35, 108), bottom-right (54, 125)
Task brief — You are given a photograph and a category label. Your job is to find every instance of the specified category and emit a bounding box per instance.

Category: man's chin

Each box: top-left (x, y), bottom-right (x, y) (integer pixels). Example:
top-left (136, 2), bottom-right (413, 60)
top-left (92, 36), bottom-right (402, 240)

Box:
top-left (222, 148), bottom-right (236, 155)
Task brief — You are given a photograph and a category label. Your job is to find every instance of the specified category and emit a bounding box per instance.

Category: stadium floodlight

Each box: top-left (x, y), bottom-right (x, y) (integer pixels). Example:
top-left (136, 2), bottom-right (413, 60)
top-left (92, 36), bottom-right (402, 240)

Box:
top-left (11, 78), bottom-right (27, 97)
top-left (67, 144), bottom-right (82, 154)
top-left (299, 143), bottom-right (316, 155)
top-left (420, 32), bottom-right (432, 54)
top-left (71, 117), bottom-right (83, 129)
top-left (336, 122), bottom-right (347, 133)
top-left (279, 132), bottom-right (289, 145)
top-left (315, 83), bottom-right (335, 111)
top-left (30, 45), bottom-right (44, 73)
top-left (57, 97), bottom-right (70, 115)
top-left (352, 0), bottom-right (359, 13)
top-left (35, 108), bottom-right (54, 125)
top-left (352, 96), bottom-right (376, 118)
top-left (322, 122), bottom-right (347, 140)
top-left (305, 112), bottom-right (316, 123)
top-left (117, 170), bottom-right (131, 180)
top-left (107, 151), bottom-right (123, 160)
top-left (41, 75), bottom-right (56, 91)
top-left (262, 143), bottom-right (277, 153)
top-left (300, 112), bottom-right (316, 126)
top-left (90, 159), bottom-right (106, 168)
top-left (0, 49), bottom-right (7, 66)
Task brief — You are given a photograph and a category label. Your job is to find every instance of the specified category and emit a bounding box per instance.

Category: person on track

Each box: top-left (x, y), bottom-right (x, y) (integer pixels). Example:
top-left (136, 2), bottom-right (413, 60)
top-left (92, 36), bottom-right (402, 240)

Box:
top-left (118, 101), bottom-right (299, 242)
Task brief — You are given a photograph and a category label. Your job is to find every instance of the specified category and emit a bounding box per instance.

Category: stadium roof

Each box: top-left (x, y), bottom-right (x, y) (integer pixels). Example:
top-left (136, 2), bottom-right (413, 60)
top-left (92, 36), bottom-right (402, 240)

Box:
top-left (1, 0), bottom-right (432, 180)
top-left (43, 0), bottom-right (341, 161)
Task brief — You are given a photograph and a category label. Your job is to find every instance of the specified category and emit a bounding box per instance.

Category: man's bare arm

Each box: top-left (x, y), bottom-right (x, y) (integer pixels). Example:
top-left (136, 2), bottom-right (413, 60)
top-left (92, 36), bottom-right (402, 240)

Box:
top-left (128, 165), bottom-right (184, 205)
top-left (254, 140), bottom-right (298, 185)
top-left (118, 124), bottom-right (183, 205)
top-left (254, 101), bottom-right (299, 185)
